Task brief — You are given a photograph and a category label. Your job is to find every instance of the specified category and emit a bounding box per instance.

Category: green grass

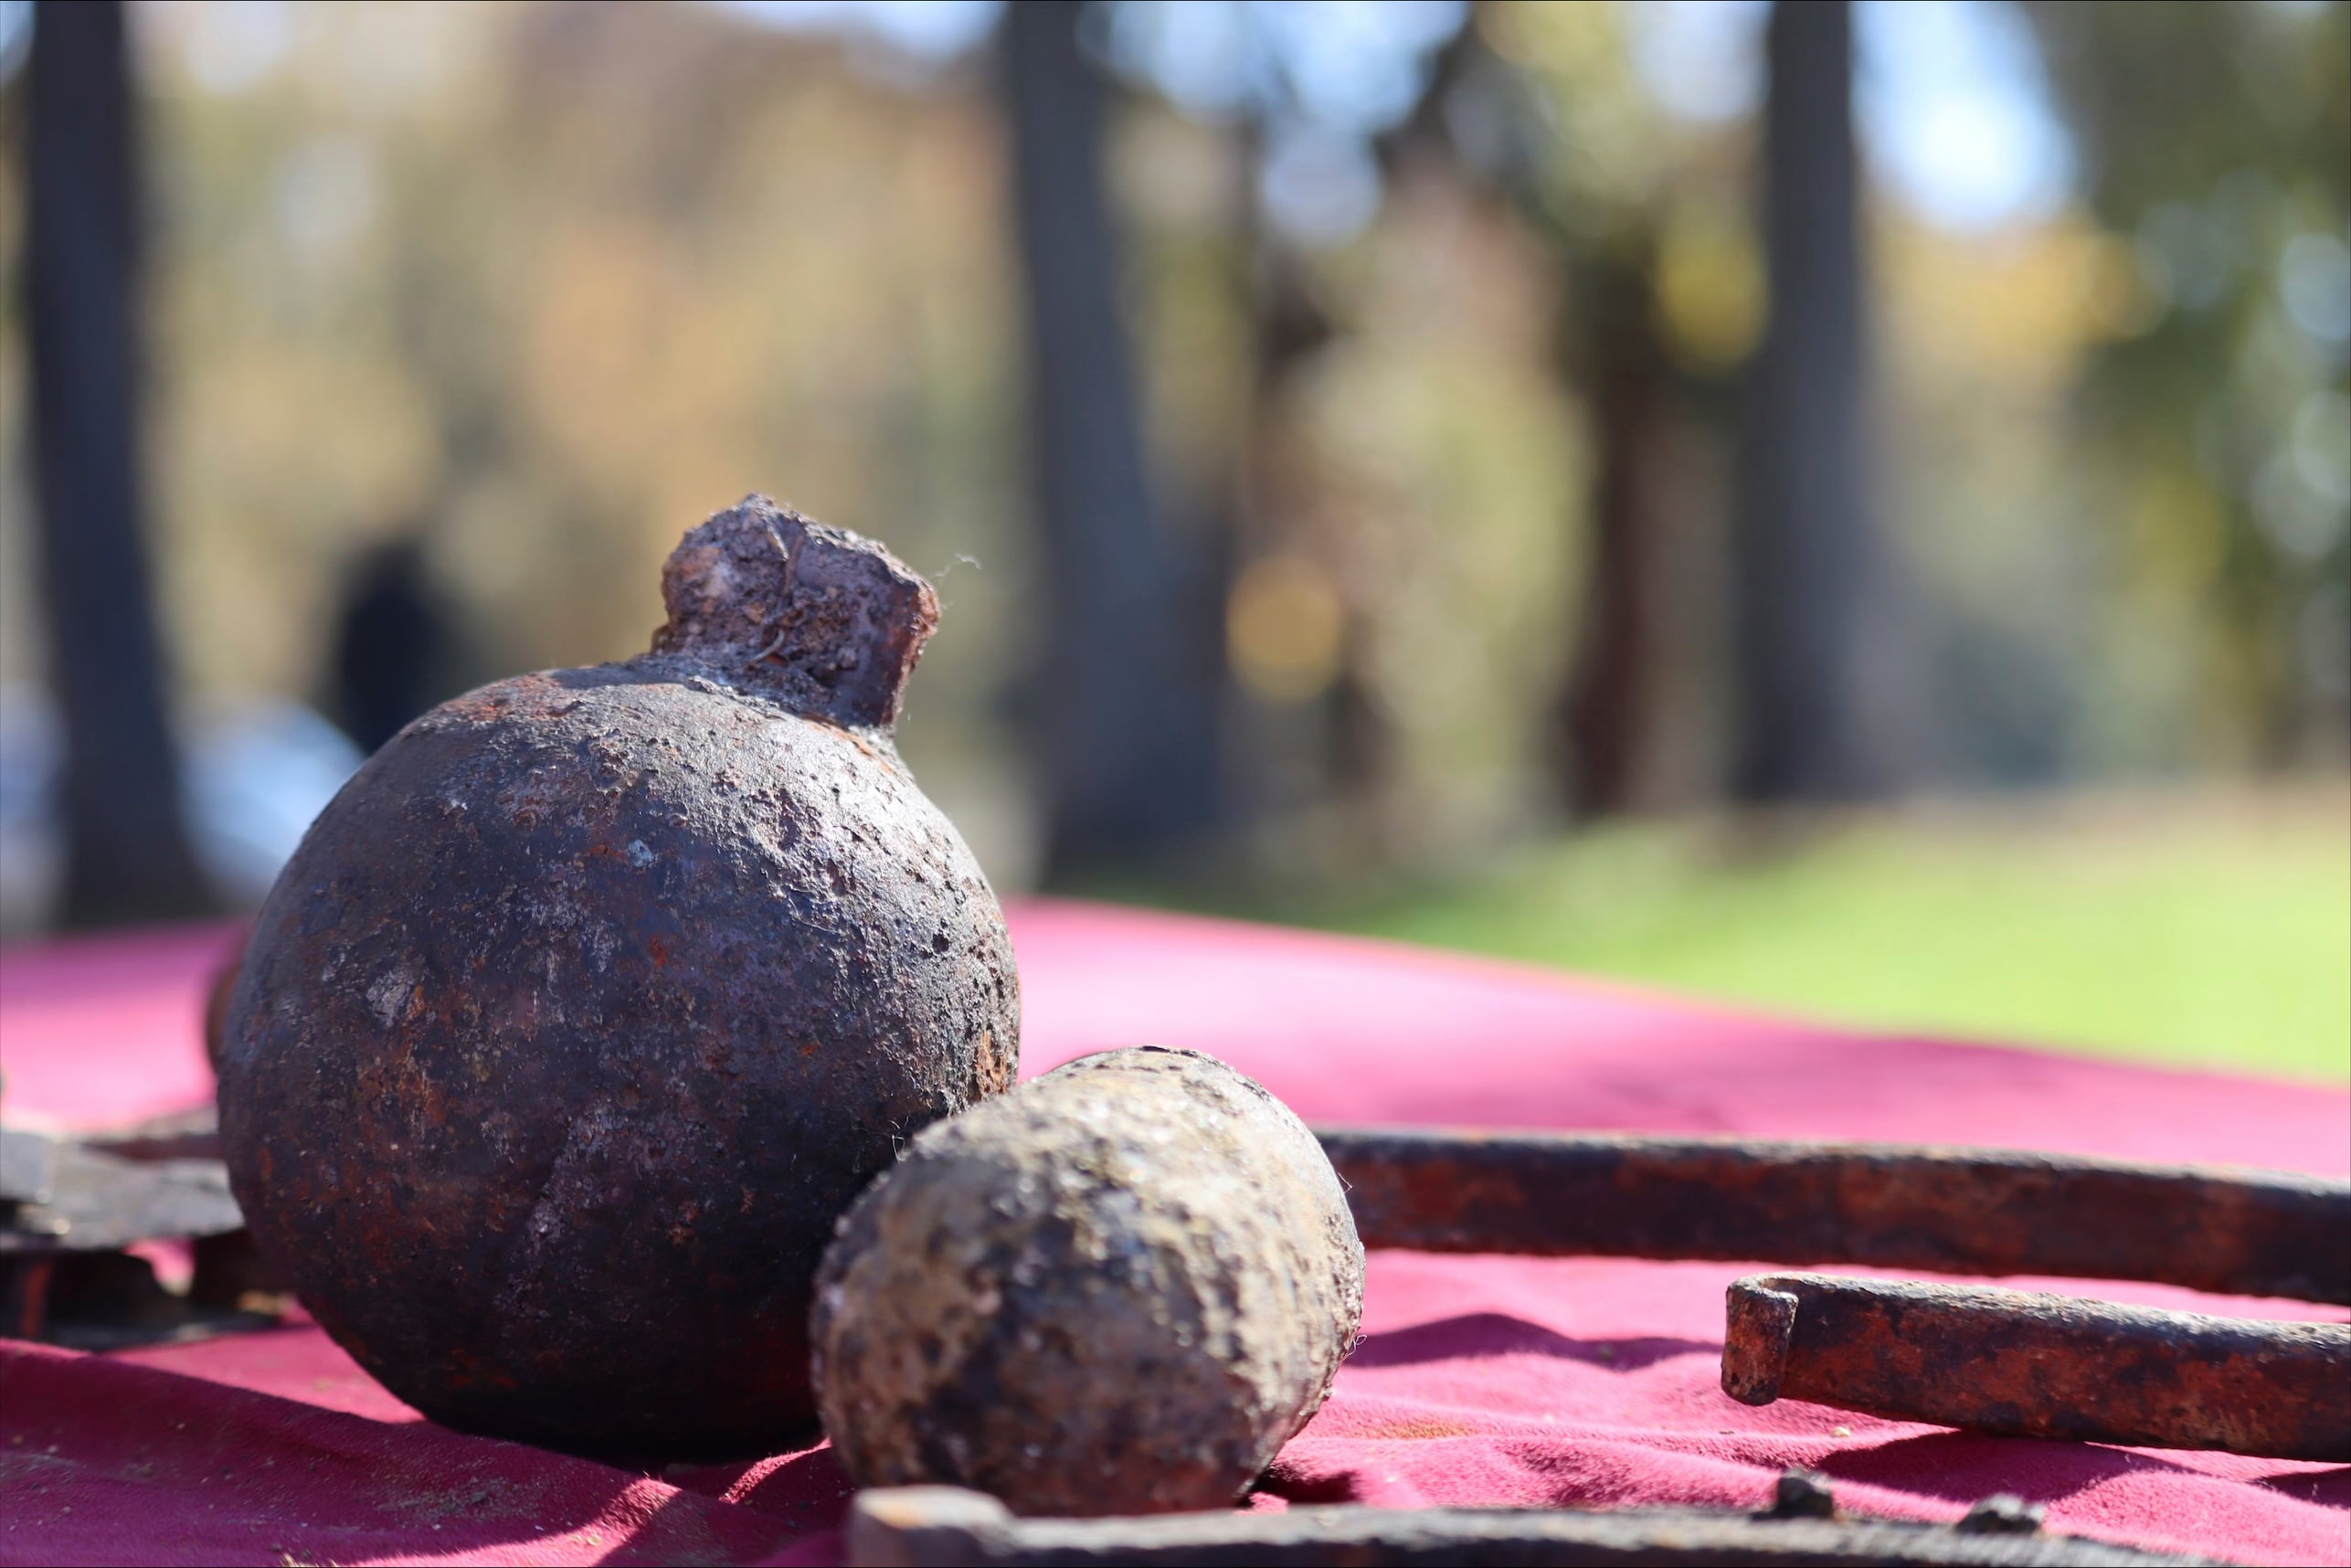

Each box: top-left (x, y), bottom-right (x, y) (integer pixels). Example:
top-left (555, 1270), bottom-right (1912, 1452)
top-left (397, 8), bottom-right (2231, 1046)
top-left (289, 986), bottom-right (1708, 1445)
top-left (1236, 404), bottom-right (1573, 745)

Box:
top-left (1215, 788), bottom-right (2351, 1084)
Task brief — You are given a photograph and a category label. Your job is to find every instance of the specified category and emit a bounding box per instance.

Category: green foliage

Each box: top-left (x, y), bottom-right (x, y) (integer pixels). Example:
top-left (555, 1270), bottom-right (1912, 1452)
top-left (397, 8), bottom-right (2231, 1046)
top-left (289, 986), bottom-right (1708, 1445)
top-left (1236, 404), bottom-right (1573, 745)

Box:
top-left (2029, 0), bottom-right (2351, 765)
top-left (1223, 788), bottom-right (2351, 1083)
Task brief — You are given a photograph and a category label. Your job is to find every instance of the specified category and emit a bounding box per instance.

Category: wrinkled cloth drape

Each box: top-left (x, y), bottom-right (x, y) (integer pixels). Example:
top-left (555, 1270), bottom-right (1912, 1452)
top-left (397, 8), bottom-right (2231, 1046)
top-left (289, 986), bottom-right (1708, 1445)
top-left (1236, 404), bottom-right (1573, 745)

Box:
top-left (4, 903), bottom-right (2344, 1566)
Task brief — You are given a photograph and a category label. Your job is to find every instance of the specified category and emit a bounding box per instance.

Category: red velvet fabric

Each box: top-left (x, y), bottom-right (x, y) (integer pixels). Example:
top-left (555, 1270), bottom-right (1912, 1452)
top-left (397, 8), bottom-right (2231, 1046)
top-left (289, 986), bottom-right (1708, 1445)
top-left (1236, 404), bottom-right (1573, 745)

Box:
top-left (3, 902), bottom-right (2345, 1566)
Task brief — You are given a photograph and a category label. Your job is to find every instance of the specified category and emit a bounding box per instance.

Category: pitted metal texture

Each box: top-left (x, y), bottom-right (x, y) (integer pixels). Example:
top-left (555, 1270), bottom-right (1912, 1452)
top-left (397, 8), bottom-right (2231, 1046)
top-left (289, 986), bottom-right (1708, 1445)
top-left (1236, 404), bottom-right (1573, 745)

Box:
top-left (813, 1046), bottom-right (1364, 1517)
top-left (219, 499), bottom-right (1018, 1458)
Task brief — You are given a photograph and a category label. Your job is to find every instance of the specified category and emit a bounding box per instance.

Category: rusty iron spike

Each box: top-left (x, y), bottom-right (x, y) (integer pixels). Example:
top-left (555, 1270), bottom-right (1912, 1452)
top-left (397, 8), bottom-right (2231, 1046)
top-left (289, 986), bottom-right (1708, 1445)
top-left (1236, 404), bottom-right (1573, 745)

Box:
top-left (844, 1483), bottom-right (2221, 1566)
top-left (1314, 1128), bottom-right (2350, 1304)
top-left (92, 1118), bottom-right (2351, 1306)
top-left (68, 1116), bottom-right (2350, 1311)
top-left (1722, 1272), bottom-right (2351, 1462)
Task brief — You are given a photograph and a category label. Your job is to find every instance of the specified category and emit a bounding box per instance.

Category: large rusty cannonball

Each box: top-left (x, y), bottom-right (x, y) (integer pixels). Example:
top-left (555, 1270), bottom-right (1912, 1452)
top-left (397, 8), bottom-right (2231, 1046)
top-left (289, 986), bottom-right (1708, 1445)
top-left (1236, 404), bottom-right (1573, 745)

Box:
top-left (218, 497), bottom-right (1018, 1457)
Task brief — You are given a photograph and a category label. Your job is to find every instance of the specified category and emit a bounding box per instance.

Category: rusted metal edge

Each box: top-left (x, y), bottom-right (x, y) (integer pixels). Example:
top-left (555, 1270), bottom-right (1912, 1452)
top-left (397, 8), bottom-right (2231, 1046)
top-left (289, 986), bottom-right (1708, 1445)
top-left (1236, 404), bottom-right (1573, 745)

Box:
top-left (80, 1105), bottom-right (223, 1165)
top-left (70, 1117), bottom-right (2351, 1304)
top-left (0, 1141), bottom-right (243, 1256)
top-left (1, 1136), bottom-right (262, 1344)
top-left (1723, 1273), bottom-right (2351, 1461)
top-left (1315, 1127), bottom-right (2351, 1304)
top-left (844, 1483), bottom-right (2222, 1567)
top-left (0, 1251), bottom-right (281, 1349)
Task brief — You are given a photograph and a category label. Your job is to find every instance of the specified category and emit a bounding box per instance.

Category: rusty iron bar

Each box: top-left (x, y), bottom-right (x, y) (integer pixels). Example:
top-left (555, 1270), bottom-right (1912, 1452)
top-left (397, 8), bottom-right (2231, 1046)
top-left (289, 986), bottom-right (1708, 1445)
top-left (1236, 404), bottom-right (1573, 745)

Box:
top-left (74, 1118), bottom-right (2351, 1304)
top-left (844, 1483), bottom-right (2219, 1566)
top-left (1314, 1128), bottom-right (2350, 1305)
top-left (1722, 1272), bottom-right (2351, 1462)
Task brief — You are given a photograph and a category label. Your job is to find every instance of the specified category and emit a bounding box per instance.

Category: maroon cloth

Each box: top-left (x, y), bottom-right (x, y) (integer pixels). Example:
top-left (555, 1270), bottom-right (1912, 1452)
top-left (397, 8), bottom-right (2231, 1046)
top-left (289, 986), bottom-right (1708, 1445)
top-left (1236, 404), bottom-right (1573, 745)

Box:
top-left (3, 901), bottom-right (2346, 1566)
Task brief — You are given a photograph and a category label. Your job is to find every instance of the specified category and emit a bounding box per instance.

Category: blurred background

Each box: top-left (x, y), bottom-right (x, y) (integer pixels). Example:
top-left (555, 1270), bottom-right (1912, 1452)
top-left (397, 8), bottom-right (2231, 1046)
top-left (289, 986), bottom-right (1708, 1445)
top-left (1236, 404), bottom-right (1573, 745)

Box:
top-left (0, 0), bottom-right (2343, 1080)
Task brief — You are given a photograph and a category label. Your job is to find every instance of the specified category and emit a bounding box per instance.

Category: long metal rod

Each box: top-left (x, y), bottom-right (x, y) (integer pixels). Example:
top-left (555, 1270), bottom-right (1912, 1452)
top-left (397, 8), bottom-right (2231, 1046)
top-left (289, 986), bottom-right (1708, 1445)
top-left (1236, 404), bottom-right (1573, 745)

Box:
top-left (91, 1115), bottom-right (2350, 1305)
top-left (1314, 1128), bottom-right (2351, 1304)
top-left (845, 1483), bottom-right (2219, 1566)
top-left (1722, 1272), bottom-right (2351, 1462)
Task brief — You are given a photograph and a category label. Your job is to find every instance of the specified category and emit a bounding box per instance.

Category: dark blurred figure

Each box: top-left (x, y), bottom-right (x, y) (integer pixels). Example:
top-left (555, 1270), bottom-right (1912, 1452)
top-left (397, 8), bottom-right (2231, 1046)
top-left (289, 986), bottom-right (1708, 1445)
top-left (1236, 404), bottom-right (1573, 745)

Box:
top-left (26, 0), bottom-right (217, 925)
top-left (329, 539), bottom-right (455, 755)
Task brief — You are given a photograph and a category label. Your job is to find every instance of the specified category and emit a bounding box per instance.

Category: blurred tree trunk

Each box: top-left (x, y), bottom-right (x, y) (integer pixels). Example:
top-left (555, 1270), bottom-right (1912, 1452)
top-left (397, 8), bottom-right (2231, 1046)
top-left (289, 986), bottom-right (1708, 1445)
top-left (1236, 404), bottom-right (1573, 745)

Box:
top-left (1239, 228), bottom-right (1371, 804)
top-left (1386, 16), bottom-right (1679, 820)
top-left (25, 0), bottom-right (216, 925)
top-left (1559, 251), bottom-right (1667, 816)
top-left (1733, 0), bottom-right (1898, 803)
top-left (1002, 0), bottom-right (1223, 878)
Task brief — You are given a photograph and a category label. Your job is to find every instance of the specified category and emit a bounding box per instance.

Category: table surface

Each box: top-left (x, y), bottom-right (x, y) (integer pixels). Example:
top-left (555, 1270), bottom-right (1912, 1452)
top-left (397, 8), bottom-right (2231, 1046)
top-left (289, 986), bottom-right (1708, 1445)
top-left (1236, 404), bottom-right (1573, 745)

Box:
top-left (2, 900), bottom-right (2346, 1567)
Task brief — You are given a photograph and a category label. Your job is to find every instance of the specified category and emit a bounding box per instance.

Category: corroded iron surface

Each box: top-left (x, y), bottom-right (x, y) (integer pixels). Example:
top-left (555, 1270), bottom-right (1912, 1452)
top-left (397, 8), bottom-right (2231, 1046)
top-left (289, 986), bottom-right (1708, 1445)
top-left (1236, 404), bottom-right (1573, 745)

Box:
top-left (813, 1048), bottom-right (1364, 1518)
top-left (844, 1483), bottom-right (2219, 1566)
top-left (218, 497), bottom-right (1019, 1457)
top-left (1317, 1128), bottom-right (2350, 1303)
top-left (1722, 1272), bottom-right (2351, 1461)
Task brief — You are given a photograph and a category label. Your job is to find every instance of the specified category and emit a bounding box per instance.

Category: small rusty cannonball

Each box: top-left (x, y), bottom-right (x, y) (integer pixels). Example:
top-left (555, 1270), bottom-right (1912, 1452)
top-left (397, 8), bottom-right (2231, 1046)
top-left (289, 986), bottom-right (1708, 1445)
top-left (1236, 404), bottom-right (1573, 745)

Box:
top-left (811, 1046), bottom-right (1364, 1516)
top-left (217, 496), bottom-right (1018, 1457)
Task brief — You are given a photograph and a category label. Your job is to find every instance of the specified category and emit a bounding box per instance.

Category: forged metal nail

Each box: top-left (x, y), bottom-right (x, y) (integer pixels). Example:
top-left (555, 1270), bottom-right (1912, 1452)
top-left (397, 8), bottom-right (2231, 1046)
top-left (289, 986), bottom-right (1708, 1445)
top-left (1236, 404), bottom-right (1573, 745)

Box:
top-left (1316, 1128), bottom-right (2349, 1304)
top-left (1721, 1272), bottom-right (2351, 1461)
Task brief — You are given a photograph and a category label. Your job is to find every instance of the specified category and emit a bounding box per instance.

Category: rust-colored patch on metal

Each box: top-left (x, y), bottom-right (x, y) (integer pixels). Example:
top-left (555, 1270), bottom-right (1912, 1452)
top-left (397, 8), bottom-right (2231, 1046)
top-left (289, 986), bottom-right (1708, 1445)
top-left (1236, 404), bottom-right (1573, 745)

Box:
top-left (1316, 1128), bottom-right (2349, 1304)
top-left (1722, 1272), bottom-right (2351, 1461)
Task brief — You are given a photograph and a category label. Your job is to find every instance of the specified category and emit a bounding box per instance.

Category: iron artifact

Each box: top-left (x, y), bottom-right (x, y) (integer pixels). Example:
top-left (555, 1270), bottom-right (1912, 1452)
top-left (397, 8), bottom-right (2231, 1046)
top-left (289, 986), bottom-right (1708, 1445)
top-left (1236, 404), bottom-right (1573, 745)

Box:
top-left (843, 1480), bottom-right (2222, 1567)
top-left (0, 1128), bottom-right (264, 1346)
top-left (812, 1047), bottom-right (1364, 1517)
top-left (1722, 1272), bottom-right (2351, 1462)
top-left (1315, 1128), bottom-right (2351, 1305)
top-left (217, 496), bottom-right (1019, 1457)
